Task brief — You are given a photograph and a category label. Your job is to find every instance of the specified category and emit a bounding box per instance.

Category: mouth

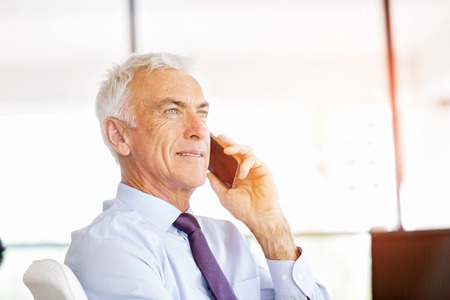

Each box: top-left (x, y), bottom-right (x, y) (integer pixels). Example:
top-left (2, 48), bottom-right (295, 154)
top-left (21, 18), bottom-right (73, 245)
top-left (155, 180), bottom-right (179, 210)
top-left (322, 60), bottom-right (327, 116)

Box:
top-left (176, 151), bottom-right (204, 158)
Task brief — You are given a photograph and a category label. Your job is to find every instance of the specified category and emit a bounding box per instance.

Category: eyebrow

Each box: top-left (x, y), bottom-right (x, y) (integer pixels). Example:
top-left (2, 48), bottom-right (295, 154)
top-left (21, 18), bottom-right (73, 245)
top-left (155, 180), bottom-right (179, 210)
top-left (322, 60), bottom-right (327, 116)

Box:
top-left (155, 98), bottom-right (210, 110)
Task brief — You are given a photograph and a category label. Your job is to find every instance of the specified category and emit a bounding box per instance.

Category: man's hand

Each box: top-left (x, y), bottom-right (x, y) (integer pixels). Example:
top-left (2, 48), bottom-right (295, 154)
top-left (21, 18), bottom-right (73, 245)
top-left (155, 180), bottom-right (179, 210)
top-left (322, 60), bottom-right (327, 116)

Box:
top-left (207, 134), bottom-right (300, 261)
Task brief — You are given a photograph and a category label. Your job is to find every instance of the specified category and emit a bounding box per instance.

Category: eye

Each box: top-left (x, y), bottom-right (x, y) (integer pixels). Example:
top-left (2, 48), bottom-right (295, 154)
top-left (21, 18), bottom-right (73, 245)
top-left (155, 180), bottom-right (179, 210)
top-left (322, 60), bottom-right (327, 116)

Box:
top-left (165, 108), bottom-right (179, 115)
top-left (198, 110), bottom-right (208, 119)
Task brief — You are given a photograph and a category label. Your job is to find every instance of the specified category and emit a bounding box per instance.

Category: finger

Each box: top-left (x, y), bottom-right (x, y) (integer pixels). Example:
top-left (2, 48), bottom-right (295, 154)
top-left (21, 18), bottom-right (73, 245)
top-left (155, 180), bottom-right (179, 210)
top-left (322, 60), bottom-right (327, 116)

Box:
top-left (217, 134), bottom-right (236, 146)
top-left (224, 144), bottom-right (253, 156)
top-left (215, 136), bottom-right (260, 180)
top-left (207, 172), bottom-right (229, 193)
top-left (238, 155), bottom-right (257, 179)
top-left (216, 134), bottom-right (253, 157)
top-left (222, 144), bottom-right (258, 180)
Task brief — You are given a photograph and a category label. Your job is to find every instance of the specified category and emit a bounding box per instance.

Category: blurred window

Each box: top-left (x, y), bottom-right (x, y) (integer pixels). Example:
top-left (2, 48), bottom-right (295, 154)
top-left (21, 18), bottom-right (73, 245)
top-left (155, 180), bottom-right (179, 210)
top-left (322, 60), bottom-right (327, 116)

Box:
top-left (392, 0), bottom-right (450, 230)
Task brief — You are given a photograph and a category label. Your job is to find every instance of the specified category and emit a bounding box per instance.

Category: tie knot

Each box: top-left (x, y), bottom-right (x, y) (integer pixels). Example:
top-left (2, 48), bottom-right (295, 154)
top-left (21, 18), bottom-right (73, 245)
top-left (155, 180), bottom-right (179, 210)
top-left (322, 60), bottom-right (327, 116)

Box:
top-left (173, 213), bottom-right (200, 235)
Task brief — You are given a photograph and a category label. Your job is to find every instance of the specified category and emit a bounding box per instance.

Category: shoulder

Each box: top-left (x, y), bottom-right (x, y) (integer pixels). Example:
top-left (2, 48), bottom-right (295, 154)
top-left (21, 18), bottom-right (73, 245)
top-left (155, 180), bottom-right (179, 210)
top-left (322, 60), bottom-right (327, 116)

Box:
top-left (65, 207), bottom-right (169, 274)
top-left (68, 205), bottom-right (166, 257)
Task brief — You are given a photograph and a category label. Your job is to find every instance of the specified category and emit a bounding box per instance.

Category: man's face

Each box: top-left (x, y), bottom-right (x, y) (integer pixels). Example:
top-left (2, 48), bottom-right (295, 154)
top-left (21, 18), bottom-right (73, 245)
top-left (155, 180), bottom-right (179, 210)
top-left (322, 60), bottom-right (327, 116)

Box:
top-left (125, 68), bottom-right (210, 193)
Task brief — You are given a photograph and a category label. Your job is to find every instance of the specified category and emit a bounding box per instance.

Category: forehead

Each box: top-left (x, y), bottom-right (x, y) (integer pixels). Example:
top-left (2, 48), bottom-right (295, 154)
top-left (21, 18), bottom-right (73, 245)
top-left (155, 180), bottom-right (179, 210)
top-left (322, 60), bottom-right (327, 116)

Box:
top-left (129, 68), bottom-right (205, 106)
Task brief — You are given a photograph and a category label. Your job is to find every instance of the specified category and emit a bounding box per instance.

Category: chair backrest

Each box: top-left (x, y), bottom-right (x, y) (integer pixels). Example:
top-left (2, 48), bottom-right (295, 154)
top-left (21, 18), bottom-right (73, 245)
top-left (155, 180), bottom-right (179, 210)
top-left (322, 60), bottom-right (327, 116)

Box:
top-left (23, 259), bottom-right (88, 300)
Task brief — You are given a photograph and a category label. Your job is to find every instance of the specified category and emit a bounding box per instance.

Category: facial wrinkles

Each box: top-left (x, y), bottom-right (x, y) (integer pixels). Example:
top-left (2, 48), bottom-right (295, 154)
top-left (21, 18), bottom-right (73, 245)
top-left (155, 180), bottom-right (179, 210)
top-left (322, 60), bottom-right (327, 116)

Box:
top-left (144, 96), bottom-right (209, 143)
top-left (124, 129), bottom-right (179, 203)
top-left (124, 69), bottom-right (209, 201)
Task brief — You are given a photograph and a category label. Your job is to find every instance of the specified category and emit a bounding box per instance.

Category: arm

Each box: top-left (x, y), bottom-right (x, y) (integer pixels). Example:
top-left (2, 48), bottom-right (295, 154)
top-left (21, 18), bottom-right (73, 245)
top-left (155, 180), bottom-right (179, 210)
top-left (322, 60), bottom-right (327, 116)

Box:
top-left (207, 135), bottom-right (329, 299)
top-left (207, 134), bottom-right (298, 261)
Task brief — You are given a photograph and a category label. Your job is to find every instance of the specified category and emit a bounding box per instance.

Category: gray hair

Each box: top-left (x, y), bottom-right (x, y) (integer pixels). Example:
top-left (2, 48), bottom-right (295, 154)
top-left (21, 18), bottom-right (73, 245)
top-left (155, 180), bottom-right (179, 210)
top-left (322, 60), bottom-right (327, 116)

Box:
top-left (95, 52), bottom-right (194, 158)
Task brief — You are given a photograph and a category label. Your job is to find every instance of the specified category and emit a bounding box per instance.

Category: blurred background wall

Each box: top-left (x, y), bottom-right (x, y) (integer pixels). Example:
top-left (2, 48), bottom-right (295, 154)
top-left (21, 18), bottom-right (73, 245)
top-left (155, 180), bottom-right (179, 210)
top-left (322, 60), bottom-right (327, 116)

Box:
top-left (1, 0), bottom-right (449, 299)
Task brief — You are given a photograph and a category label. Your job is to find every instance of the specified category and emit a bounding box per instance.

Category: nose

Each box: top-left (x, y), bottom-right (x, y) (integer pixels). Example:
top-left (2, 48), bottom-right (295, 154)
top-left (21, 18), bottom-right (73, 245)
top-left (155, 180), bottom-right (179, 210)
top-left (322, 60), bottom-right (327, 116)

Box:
top-left (183, 113), bottom-right (208, 140)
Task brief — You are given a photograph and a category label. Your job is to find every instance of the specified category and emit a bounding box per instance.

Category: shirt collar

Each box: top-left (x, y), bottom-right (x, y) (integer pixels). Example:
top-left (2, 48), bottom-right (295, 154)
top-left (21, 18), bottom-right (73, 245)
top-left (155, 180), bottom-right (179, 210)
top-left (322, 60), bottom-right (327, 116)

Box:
top-left (114, 183), bottom-right (190, 232)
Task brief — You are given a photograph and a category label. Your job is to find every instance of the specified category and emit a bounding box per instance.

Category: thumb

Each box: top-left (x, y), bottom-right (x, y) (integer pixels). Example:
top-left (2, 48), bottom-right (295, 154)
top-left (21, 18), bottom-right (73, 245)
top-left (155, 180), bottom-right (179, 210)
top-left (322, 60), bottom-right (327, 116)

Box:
top-left (207, 172), bottom-right (228, 197)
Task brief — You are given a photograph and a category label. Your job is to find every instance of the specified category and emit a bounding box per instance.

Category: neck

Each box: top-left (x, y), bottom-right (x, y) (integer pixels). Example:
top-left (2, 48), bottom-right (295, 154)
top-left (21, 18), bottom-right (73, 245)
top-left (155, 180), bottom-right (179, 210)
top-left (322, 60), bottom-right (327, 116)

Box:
top-left (121, 174), bottom-right (192, 212)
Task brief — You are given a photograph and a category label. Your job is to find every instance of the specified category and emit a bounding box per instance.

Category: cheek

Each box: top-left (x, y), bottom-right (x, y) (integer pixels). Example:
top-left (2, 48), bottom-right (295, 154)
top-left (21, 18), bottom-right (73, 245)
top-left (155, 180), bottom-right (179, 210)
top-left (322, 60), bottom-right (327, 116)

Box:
top-left (129, 128), bottom-right (162, 161)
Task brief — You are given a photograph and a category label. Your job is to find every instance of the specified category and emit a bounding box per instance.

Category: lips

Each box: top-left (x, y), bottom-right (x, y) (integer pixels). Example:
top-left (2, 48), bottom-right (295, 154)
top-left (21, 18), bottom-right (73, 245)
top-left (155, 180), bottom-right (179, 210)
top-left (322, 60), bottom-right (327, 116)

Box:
top-left (176, 151), bottom-right (204, 157)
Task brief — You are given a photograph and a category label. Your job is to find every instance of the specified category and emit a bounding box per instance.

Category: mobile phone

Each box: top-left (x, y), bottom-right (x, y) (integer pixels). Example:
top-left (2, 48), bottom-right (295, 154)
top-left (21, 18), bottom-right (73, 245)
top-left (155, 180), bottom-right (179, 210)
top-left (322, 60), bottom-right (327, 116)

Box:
top-left (208, 133), bottom-right (241, 189)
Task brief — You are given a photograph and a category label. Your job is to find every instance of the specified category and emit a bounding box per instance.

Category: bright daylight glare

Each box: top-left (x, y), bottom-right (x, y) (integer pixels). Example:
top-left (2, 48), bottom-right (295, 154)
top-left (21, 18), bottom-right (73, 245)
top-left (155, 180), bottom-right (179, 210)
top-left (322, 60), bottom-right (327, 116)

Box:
top-left (1, 0), bottom-right (449, 299)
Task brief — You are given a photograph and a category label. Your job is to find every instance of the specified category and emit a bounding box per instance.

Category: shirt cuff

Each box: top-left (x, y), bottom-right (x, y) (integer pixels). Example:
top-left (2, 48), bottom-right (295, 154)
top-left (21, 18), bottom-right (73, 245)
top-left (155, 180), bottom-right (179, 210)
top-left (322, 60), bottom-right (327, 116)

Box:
top-left (266, 248), bottom-right (316, 299)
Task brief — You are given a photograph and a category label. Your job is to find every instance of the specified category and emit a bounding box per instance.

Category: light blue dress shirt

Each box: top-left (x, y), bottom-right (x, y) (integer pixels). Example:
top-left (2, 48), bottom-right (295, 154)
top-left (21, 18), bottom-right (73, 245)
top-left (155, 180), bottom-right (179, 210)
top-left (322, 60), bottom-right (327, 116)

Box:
top-left (65, 183), bottom-right (329, 299)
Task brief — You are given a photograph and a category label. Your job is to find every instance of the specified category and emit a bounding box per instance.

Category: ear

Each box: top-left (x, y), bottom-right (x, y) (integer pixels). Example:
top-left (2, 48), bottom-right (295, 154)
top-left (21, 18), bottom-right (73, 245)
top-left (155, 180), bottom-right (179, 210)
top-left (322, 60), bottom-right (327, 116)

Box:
top-left (103, 118), bottom-right (131, 157)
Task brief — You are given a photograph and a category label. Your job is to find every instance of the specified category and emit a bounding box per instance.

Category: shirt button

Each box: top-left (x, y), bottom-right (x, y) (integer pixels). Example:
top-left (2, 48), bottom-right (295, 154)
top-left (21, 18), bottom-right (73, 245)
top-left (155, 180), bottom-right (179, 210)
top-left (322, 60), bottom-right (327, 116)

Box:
top-left (281, 274), bottom-right (288, 281)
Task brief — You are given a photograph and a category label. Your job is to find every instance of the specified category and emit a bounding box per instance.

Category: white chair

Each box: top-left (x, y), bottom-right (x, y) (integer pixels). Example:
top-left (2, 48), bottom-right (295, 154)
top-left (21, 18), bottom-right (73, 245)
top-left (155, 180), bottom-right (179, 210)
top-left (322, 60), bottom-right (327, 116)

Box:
top-left (23, 259), bottom-right (88, 300)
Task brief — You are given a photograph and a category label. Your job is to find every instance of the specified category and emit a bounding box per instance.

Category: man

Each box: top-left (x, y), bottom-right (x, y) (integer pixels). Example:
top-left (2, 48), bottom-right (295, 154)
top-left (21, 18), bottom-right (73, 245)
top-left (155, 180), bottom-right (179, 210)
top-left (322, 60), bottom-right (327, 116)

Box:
top-left (65, 52), bottom-right (329, 299)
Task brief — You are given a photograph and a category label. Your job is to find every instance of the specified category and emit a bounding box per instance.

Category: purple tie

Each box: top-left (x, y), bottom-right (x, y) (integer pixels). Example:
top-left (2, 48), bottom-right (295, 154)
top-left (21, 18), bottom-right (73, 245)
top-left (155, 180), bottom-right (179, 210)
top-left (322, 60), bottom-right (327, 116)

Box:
top-left (174, 213), bottom-right (238, 300)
